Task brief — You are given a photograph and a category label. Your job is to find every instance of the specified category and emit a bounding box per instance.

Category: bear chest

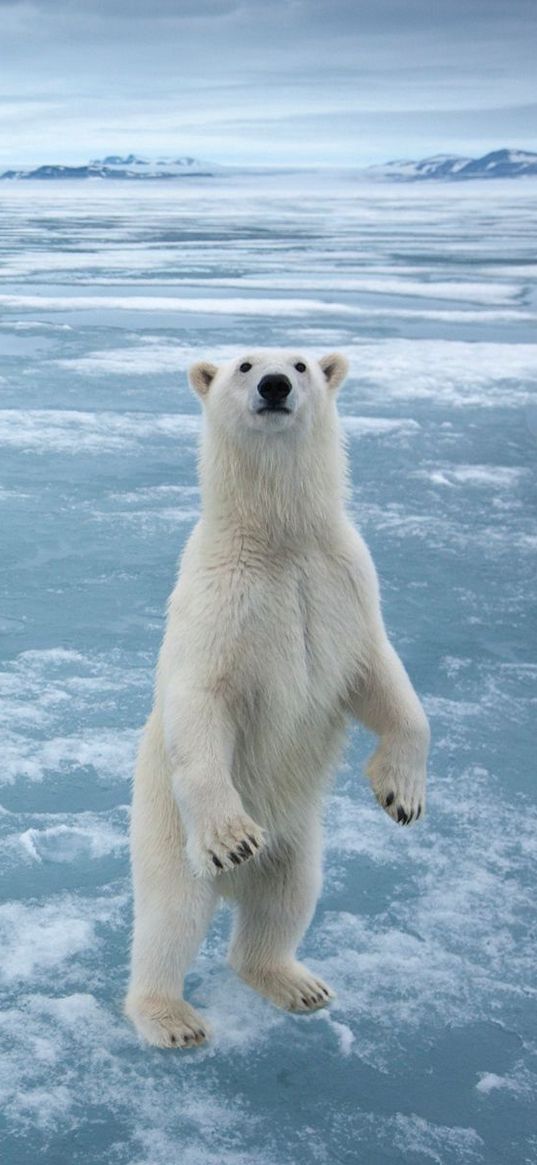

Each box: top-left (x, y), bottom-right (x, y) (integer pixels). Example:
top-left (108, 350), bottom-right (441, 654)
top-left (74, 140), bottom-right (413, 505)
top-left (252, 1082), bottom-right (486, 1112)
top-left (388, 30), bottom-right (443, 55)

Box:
top-left (237, 554), bottom-right (361, 714)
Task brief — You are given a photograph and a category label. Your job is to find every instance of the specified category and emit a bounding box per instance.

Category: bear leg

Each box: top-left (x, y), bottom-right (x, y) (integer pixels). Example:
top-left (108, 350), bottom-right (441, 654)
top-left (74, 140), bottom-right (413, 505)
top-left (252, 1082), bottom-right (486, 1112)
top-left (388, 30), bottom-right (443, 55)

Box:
top-left (227, 819), bottom-right (335, 1012)
top-left (125, 852), bottom-right (217, 1046)
top-left (125, 720), bottom-right (218, 1047)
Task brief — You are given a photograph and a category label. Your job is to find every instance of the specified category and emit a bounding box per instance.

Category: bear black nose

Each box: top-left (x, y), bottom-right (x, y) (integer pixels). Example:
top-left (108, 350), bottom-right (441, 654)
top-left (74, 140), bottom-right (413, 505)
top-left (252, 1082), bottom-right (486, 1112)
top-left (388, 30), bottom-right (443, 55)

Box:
top-left (257, 373), bottom-right (292, 406)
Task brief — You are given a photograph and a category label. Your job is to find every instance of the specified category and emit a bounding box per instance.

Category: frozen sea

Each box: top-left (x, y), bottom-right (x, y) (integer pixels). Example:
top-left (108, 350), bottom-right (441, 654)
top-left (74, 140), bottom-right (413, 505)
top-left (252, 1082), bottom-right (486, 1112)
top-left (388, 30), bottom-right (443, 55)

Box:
top-left (0, 173), bottom-right (536, 1165)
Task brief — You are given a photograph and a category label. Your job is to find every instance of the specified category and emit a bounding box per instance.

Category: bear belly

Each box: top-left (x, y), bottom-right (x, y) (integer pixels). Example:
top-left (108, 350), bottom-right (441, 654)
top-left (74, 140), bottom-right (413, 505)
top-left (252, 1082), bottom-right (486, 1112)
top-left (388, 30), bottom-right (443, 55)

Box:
top-left (228, 568), bottom-right (357, 825)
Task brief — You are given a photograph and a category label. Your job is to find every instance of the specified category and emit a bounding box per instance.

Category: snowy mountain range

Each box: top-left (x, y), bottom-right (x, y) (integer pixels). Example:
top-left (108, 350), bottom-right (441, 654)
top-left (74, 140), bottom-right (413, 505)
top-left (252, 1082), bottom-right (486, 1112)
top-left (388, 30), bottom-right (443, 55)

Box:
top-left (366, 149), bottom-right (537, 181)
top-left (2, 148), bottom-right (537, 182)
top-left (0, 155), bottom-right (221, 180)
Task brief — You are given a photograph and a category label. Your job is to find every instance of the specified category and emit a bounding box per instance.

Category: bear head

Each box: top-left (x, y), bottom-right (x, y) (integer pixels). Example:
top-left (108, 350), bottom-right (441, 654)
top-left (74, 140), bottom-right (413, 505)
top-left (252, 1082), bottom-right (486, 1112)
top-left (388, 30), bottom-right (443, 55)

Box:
top-left (188, 349), bottom-right (348, 445)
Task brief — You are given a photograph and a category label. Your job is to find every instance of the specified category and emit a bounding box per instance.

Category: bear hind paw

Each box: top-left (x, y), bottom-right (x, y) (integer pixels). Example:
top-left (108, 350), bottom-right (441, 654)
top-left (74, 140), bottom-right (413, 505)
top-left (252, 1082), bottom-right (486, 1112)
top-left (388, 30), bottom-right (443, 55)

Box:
top-left (237, 961), bottom-right (335, 1013)
top-left (125, 994), bottom-right (210, 1048)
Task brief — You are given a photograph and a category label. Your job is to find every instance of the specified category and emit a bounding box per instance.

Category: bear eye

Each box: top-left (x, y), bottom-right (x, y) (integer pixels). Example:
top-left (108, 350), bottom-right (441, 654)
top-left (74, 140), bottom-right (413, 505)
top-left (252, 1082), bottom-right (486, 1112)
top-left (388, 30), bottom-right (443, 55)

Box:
top-left (295, 362), bottom-right (306, 373)
top-left (240, 361), bottom-right (252, 373)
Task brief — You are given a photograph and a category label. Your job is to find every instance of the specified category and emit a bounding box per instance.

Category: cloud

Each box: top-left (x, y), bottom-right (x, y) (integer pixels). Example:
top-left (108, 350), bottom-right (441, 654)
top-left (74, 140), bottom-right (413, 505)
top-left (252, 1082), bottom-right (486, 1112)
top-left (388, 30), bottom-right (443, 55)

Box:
top-left (0, 0), bottom-right (535, 164)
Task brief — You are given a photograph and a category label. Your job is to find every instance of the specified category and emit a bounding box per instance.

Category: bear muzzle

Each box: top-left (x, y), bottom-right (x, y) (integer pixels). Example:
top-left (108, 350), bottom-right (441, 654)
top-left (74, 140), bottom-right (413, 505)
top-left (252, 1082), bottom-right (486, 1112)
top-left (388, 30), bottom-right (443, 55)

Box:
top-left (256, 373), bottom-right (293, 413)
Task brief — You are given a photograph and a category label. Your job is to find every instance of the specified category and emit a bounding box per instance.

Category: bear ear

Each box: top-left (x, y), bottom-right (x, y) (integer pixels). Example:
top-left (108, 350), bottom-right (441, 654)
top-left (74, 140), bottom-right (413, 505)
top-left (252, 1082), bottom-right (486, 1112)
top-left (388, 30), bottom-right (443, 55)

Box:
top-left (188, 361), bottom-right (218, 397)
top-left (319, 352), bottom-right (348, 392)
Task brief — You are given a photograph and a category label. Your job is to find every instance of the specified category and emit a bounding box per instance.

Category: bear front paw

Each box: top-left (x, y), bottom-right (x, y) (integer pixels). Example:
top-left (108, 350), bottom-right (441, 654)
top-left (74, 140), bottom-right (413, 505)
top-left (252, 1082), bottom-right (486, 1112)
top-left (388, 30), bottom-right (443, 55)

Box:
top-left (187, 812), bottom-right (266, 878)
top-left (366, 746), bottom-right (426, 826)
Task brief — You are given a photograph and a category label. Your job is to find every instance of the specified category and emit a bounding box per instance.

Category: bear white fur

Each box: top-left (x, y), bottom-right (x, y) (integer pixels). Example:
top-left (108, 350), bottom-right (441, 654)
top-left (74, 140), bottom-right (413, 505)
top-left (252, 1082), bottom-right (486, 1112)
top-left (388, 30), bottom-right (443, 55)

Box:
top-left (125, 349), bottom-right (429, 1048)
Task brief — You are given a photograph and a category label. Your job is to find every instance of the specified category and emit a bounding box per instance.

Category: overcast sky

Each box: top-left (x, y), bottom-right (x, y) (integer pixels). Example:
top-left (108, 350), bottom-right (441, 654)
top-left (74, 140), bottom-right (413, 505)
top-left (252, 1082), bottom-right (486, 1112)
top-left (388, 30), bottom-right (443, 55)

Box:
top-left (0, 0), bottom-right (536, 166)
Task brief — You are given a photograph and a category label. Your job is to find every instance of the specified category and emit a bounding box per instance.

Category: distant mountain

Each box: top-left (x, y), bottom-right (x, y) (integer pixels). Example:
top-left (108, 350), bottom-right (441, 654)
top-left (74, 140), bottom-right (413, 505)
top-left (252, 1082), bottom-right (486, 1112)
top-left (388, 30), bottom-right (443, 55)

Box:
top-left (0, 155), bottom-right (222, 180)
top-left (366, 149), bottom-right (537, 181)
top-left (4, 148), bottom-right (537, 182)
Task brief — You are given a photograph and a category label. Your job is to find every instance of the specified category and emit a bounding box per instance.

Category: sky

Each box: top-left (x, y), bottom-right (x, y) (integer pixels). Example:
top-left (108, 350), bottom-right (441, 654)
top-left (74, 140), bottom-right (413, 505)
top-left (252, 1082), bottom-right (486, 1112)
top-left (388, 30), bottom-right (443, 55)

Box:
top-left (0, 0), bottom-right (536, 167)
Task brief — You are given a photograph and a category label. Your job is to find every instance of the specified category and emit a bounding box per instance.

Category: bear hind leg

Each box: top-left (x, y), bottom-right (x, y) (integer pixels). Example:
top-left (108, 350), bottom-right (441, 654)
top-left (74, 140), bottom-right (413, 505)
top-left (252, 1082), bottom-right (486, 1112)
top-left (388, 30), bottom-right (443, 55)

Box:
top-left (125, 865), bottom-right (218, 1047)
top-left (228, 827), bottom-right (335, 1013)
top-left (125, 723), bottom-right (218, 1047)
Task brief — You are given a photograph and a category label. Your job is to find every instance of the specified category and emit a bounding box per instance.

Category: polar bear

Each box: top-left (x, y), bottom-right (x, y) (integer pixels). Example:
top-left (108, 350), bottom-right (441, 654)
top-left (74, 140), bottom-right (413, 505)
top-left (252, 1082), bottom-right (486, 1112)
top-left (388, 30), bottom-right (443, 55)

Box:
top-left (125, 349), bottom-right (429, 1048)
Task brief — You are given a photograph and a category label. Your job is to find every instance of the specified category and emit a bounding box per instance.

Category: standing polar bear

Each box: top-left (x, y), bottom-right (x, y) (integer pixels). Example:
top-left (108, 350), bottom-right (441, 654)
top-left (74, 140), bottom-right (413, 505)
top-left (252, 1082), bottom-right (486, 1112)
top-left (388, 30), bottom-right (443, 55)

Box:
top-left (125, 350), bottom-right (429, 1048)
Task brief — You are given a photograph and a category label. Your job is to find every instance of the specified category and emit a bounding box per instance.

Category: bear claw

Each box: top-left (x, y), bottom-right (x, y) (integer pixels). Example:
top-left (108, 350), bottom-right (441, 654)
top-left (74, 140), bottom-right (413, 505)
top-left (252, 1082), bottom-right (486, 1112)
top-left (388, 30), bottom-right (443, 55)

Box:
top-left (367, 749), bottom-right (426, 828)
top-left (189, 812), bottom-right (266, 878)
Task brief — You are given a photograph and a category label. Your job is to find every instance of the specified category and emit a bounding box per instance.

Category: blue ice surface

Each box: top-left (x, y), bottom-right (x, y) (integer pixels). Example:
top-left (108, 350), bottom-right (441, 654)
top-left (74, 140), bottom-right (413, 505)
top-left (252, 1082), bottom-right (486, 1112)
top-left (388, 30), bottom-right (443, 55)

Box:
top-left (0, 172), bottom-right (536, 1165)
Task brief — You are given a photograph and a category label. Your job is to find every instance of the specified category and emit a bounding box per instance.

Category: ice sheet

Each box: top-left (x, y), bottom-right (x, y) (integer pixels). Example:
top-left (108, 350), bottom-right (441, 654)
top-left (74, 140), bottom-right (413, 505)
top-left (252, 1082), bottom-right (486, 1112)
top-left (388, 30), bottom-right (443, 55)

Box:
top-left (0, 174), bottom-right (536, 1165)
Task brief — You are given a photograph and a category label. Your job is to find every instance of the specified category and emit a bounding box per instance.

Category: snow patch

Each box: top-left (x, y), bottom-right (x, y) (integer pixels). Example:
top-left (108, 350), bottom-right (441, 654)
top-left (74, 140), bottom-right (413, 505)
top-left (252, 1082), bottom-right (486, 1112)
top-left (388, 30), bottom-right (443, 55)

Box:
top-left (347, 339), bottom-right (537, 407)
